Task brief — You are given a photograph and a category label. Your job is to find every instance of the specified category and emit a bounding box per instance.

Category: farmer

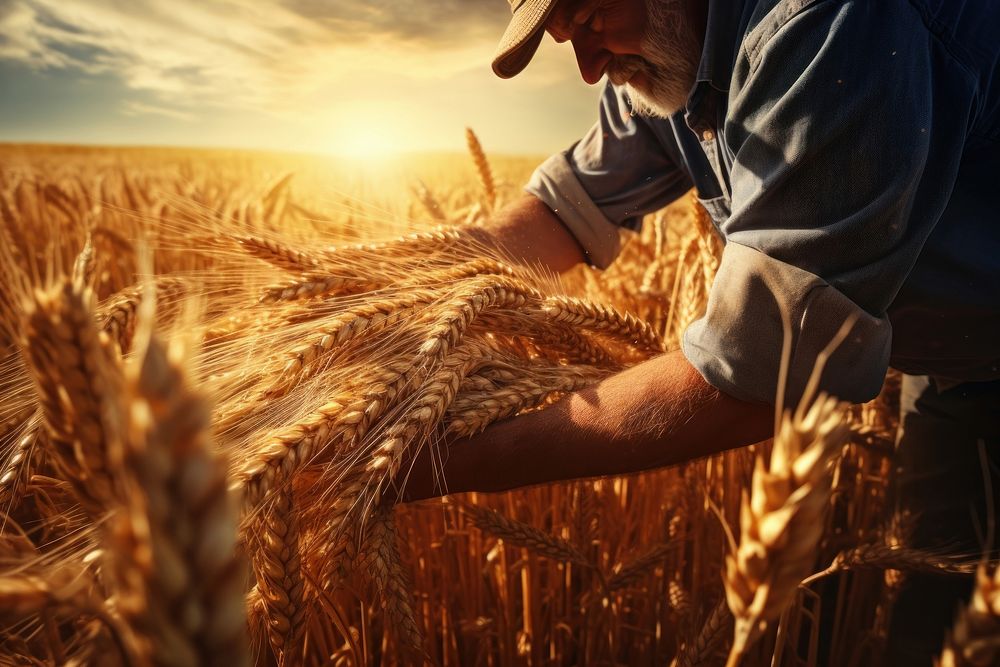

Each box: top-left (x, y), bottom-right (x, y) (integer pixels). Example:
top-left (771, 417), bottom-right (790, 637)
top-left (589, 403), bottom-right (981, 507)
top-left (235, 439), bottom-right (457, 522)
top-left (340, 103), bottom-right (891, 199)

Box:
top-left (405, 0), bottom-right (1000, 662)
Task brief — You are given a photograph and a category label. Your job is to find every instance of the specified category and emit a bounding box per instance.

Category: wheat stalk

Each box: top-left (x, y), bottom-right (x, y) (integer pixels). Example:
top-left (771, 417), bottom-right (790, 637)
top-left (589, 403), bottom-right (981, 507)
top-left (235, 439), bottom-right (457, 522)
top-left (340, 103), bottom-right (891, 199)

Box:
top-left (0, 149), bottom-right (909, 666)
top-left (689, 193), bottom-right (722, 290)
top-left (0, 189), bottom-right (32, 277)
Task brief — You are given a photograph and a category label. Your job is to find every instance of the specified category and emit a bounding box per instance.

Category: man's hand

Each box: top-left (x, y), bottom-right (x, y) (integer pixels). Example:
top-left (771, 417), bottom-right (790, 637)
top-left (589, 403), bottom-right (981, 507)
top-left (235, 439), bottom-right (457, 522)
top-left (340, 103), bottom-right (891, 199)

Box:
top-left (464, 195), bottom-right (587, 274)
top-left (398, 349), bottom-right (774, 501)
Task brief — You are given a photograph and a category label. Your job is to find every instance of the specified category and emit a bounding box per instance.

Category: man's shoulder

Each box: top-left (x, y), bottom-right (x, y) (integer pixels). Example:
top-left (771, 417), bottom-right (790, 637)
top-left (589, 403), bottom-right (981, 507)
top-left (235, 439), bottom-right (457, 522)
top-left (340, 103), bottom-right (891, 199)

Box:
top-left (740, 0), bottom-right (915, 56)
top-left (738, 0), bottom-right (998, 74)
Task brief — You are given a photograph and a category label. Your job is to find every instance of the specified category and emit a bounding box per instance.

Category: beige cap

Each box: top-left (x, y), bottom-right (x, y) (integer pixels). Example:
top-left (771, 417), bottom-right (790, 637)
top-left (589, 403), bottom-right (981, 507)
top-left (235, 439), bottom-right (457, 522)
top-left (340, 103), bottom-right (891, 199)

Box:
top-left (492, 0), bottom-right (559, 79)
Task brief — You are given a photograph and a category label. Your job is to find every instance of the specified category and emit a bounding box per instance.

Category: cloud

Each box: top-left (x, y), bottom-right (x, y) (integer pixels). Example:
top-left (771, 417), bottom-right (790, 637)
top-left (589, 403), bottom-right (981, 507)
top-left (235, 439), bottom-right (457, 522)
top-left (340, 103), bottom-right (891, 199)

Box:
top-left (284, 1), bottom-right (511, 45)
top-left (0, 0), bottom-right (602, 155)
top-left (0, 0), bottom-right (535, 117)
top-left (121, 100), bottom-right (196, 122)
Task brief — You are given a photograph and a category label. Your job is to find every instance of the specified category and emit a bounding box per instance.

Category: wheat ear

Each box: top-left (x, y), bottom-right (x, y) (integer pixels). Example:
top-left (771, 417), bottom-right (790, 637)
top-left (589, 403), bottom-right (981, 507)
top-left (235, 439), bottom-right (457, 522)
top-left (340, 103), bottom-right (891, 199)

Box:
top-left (939, 563), bottom-right (1000, 667)
top-left (126, 327), bottom-right (247, 666)
top-left (367, 345), bottom-right (486, 482)
top-left (362, 506), bottom-right (425, 658)
top-left (237, 359), bottom-right (421, 512)
top-left (538, 296), bottom-right (664, 354)
top-left (72, 234), bottom-right (96, 288)
top-left (98, 277), bottom-right (188, 354)
top-left (317, 465), bottom-right (369, 584)
top-left (672, 599), bottom-right (733, 667)
top-left (802, 542), bottom-right (978, 585)
top-left (445, 365), bottom-right (607, 438)
top-left (462, 503), bottom-right (591, 567)
top-left (0, 565), bottom-right (92, 618)
top-left (320, 226), bottom-right (465, 263)
top-left (21, 279), bottom-right (123, 517)
top-left (0, 409), bottom-right (42, 503)
top-left (258, 272), bottom-right (377, 304)
top-left (411, 180), bottom-right (447, 222)
top-left (607, 543), bottom-right (676, 592)
top-left (241, 289), bottom-right (527, 496)
top-left (465, 127), bottom-right (497, 211)
top-left (264, 289), bottom-right (440, 399)
top-left (251, 483), bottom-right (305, 666)
top-left (235, 235), bottom-right (320, 273)
top-left (479, 312), bottom-right (622, 367)
top-left (408, 258), bottom-right (513, 284)
top-left (723, 393), bottom-right (850, 665)
top-left (412, 277), bottom-right (539, 364)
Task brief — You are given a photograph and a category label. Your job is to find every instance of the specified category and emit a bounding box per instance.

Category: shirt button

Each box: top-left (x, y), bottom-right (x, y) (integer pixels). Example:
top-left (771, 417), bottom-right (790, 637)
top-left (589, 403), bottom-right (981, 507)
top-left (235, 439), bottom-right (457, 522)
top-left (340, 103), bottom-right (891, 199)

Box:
top-left (702, 129), bottom-right (715, 141)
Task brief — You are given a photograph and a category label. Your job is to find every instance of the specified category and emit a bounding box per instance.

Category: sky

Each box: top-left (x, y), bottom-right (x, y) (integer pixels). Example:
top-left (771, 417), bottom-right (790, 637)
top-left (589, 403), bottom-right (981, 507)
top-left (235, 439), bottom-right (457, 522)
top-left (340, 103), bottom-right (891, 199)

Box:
top-left (0, 0), bottom-right (603, 156)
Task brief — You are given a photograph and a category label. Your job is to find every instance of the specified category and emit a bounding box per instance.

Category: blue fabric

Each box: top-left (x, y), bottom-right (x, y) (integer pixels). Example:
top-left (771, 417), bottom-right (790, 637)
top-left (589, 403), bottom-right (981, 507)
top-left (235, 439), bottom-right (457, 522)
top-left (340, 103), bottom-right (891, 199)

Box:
top-left (525, 0), bottom-right (1000, 405)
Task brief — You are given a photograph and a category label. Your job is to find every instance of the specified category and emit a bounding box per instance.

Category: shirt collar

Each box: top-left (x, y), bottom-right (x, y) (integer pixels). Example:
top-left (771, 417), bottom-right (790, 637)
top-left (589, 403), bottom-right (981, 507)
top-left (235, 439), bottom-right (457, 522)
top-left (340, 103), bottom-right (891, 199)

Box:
top-left (694, 0), bottom-right (754, 91)
top-left (685, 0), bottom-right (755, 131)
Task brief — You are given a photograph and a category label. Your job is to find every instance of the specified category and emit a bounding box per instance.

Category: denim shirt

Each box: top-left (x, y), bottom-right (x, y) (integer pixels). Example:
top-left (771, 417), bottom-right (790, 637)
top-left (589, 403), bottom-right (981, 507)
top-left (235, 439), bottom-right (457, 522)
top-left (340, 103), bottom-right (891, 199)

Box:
top-left (526, 0), bottom-right (1000, 405)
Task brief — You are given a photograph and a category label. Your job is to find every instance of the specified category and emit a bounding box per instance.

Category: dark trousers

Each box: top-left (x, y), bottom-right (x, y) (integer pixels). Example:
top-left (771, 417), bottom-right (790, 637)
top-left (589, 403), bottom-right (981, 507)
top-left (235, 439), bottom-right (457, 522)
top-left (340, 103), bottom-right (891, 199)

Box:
top-left (885, 374), bottom-right (1000, 665)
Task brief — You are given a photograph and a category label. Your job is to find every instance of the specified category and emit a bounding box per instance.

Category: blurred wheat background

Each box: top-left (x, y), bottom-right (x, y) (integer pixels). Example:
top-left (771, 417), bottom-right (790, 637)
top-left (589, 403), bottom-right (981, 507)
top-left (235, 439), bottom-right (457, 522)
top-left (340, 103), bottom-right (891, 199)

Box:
top-left (0, 139), bottom-right (984, 666)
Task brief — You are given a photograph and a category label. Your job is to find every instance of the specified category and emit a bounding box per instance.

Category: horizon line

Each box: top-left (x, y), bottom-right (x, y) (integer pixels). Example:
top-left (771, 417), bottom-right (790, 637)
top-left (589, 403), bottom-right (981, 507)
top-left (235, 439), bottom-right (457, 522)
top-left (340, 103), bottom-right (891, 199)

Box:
top-left (0, 140), bottom-right (551, 162)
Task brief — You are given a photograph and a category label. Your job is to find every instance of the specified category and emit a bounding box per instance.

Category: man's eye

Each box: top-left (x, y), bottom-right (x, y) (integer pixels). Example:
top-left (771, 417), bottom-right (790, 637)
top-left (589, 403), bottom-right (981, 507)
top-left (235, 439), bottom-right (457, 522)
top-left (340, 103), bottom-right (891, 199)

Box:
top-left (572, 3), bottom-right (604, 32)
top-left (586, 10), bottom-right (604, 32)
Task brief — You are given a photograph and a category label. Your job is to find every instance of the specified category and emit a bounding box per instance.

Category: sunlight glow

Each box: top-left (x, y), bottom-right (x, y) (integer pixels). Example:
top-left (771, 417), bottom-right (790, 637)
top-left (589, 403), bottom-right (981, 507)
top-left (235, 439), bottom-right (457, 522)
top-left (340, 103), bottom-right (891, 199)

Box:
top-left (328, 126), bottom-right (399, 160)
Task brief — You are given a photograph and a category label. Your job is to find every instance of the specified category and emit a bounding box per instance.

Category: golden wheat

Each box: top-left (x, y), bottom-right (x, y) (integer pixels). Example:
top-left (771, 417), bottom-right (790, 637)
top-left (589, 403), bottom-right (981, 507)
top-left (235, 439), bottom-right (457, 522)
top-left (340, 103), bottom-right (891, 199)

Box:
top-left (939, 563), bottom-right (1000, 667)
top-left (0, 143), bottom-right (908, 666)
top-left (723, 393), bottom-right (850, 665)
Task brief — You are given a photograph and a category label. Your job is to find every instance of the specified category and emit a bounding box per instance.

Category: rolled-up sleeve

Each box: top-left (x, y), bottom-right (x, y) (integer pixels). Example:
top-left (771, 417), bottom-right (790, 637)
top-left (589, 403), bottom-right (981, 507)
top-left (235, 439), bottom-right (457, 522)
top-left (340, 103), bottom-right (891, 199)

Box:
top-left (683, 0), bottom-right (973, 405)
top-left (526, 81), bottom-right (692, 268)
top-left (683, 243), bottom-right (892, 404)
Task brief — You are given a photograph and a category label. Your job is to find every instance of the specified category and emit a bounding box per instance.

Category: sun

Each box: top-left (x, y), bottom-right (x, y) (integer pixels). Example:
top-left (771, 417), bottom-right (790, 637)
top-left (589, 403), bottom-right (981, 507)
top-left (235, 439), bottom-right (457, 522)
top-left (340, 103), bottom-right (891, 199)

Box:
top-left (328, 127), bottom-right (399, 160)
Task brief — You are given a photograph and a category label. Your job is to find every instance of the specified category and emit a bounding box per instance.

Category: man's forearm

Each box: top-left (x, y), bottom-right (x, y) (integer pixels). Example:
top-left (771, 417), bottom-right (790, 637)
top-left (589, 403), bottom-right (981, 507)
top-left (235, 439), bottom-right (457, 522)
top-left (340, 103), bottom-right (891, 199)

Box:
top-left (464, 194), bottom-right (587, 274)
top-left (401, 350), bottom-right (774, 499)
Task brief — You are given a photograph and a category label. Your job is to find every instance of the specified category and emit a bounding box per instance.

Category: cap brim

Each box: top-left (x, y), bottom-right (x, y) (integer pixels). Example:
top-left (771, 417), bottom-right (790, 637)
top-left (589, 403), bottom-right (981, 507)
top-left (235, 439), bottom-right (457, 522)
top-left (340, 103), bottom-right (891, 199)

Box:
top-left (492, 0), bottom-right (558, 79)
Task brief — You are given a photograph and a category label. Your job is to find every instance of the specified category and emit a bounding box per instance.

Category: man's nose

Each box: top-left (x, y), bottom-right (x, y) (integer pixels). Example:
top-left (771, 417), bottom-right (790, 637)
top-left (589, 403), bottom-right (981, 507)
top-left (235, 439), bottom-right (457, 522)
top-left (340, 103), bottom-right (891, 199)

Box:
top-left (572, 33), bottom-right (610, 86)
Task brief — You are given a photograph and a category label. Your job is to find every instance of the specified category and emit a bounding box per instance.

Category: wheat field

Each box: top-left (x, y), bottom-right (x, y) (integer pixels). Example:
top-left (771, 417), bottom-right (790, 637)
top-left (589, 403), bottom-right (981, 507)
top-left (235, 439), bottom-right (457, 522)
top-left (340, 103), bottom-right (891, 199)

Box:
top-left (0, 140), bottom-right (986, 666)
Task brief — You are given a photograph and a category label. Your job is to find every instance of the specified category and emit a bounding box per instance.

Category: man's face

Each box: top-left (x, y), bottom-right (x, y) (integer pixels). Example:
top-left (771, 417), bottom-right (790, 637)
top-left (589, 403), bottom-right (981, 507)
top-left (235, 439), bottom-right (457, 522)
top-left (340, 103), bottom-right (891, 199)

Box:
top-left (544, 0), bottom-right (703, 118)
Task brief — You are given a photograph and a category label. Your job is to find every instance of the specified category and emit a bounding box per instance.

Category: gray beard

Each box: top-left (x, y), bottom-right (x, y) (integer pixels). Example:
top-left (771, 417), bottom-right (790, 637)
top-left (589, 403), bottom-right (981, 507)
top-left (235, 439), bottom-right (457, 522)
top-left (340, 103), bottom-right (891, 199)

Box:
top-left (606, 0), bottom-right (702, 118)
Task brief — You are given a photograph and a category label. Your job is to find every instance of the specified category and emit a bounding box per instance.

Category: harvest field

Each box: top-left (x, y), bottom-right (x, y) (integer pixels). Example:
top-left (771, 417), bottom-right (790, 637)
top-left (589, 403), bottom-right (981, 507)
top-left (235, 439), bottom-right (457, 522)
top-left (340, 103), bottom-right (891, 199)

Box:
top-left (0, 141), bottom-right (982, 666)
